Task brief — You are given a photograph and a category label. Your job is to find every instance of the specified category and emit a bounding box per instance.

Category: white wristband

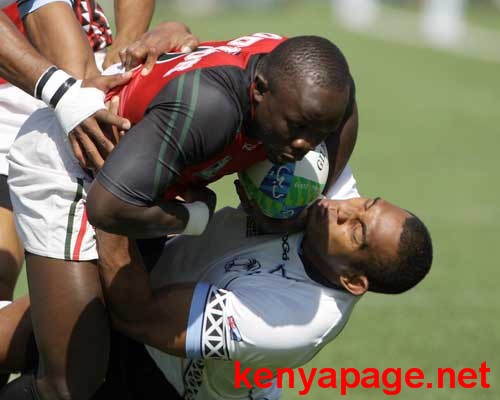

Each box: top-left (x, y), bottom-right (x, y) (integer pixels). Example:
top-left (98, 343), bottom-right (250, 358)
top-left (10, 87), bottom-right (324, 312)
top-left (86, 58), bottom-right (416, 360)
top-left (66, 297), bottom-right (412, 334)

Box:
top-left (182, 201), bottom-right (210, 235)
top-left (54, 80), bottom-right (106, 134)
top-left (34, 66), bottom-right (106, 134)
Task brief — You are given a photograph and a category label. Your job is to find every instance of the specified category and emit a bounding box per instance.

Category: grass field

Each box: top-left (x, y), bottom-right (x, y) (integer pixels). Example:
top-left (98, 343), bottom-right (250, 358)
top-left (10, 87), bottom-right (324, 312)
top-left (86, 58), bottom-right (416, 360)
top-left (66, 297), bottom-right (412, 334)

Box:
top-left (15, 2), bottom-right (500, 398)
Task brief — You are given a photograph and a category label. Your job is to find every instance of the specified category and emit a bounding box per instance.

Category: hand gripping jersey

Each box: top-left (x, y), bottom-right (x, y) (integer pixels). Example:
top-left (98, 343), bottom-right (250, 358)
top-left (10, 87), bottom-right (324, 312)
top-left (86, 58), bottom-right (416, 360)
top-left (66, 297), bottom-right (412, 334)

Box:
top-left (98, 33), bottom-right (287, 203)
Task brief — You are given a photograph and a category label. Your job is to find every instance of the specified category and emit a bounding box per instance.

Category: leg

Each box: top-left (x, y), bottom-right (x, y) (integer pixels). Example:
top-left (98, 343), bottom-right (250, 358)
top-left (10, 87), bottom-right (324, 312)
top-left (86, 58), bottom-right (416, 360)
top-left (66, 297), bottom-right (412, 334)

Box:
top-left (26, 255), bottom-right (109, 400)
top-left (0, 297), bottom-right (34, 374)
top-left (0, 175), bottom-right (24, 301)
top-left (7, 109), bottom-right (107, 399)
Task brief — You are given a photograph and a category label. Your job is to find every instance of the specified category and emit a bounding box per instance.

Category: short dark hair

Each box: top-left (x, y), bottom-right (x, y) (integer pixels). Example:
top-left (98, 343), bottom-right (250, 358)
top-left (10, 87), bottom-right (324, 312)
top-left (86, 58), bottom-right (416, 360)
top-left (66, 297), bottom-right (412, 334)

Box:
top-left (260, 35), bottom-right (351, 92)
top-left (353, 214), bottom-right (433, 294)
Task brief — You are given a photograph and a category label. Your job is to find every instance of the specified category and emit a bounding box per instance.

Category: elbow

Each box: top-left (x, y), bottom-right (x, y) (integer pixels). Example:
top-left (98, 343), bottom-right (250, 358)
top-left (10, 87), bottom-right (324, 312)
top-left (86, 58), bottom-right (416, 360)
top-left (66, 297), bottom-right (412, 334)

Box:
top-left (110, 312), bottom-right (149, 343)
top-left (86, 183), bottom-right (121, 232)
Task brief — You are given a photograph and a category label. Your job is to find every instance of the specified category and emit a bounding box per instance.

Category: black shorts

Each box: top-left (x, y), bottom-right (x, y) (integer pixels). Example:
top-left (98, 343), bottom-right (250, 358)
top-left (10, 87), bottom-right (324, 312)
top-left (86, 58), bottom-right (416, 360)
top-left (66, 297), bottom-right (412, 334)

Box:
top-left (93, 331), bottom-right (182, 399)
top-left (23, 330), bottom-right (181, 399)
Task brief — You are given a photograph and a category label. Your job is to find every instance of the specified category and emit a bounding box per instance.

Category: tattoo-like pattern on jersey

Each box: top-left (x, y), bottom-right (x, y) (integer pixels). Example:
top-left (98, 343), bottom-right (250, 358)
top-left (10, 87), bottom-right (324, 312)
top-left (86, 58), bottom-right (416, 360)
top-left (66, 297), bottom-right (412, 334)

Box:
top-left (183, 359), bottom-right (205, 400)
top-left (73, 0), bottom-right (112, 51)
top-left (201, 286), bottom-right (230, 360)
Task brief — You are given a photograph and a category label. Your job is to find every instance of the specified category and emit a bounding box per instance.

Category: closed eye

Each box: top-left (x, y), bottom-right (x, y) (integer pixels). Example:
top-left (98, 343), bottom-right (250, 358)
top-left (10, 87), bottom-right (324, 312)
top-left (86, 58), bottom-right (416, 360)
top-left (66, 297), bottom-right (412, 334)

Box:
top-left (352, 219), bottom-right (367, 249)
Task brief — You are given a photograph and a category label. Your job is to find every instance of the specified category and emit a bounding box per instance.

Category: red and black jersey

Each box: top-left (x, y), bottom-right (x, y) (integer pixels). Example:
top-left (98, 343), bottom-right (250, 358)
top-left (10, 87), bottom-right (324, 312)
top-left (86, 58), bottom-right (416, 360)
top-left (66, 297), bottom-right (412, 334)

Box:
top-left (98, 33), bottom-right (288, 203)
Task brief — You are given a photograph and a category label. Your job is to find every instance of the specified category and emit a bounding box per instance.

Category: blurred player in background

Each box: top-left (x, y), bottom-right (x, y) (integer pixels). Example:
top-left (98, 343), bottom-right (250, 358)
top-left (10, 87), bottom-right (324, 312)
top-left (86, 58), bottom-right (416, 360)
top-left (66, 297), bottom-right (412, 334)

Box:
top-left (332, 0), bottom-right (467, 48)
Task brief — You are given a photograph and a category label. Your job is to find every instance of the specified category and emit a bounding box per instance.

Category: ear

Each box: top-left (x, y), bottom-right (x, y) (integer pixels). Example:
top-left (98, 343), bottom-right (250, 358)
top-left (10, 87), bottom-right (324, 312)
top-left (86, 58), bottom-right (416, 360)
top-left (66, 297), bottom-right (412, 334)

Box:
top-left (253, 73), bottom-right (269, 103)
top-left (340, 274), bottom-right (368, 296)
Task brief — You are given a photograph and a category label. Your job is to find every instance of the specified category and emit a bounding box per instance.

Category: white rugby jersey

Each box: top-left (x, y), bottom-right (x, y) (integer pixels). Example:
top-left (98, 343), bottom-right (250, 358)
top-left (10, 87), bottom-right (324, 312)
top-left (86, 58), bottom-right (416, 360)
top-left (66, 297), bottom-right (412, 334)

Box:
top-left (146, 166), bottom-right (361, 399)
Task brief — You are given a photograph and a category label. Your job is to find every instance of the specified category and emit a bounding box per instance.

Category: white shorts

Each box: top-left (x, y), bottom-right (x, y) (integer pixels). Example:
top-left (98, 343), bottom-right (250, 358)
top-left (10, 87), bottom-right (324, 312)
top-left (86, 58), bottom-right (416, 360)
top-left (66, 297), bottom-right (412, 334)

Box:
top-left (7, 108), bottom-right (97, 261)
top-left (0, 84), bottom-right (45, 176)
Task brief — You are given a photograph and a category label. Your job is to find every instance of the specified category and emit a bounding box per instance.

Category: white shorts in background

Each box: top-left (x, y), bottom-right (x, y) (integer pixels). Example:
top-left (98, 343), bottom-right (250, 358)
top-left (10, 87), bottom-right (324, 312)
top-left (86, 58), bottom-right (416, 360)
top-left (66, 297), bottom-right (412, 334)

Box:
top-left (0, 84), bottom-right (45, 176)
top-left (7, 108), bottom-right (97, 261)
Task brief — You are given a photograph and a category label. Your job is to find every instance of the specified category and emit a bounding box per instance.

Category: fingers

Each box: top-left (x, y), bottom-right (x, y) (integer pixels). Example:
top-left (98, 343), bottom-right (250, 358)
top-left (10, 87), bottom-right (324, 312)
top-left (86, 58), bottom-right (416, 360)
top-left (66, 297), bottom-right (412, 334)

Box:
top-left (102, 96), bottom-right (122, 144)
top-left (79, 118), bottom-right (114, 155)
top-left (94, 109), bottom-right (131, 131)
top-left (68, 133), bottom-right (88, 170)
top-left (70, 127), bottom-right (106, 173)
top-left (82, 71), bottom-right (133, 93)
top-left (141, 47), bottom-right (160, 76)
top-left (102, 49), bottom-right (122, 70)
top-left (180, 34), bottom-right (200, 53)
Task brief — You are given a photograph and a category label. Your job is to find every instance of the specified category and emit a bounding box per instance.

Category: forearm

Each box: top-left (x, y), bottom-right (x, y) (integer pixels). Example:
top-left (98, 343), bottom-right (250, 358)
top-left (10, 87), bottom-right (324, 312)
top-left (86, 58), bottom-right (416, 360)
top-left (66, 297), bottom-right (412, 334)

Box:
top-left (97, 233), bottom-right (154, 319)
top-left (23, 2), bottom-right (99, 79)
top-left (324, 102), bottom-right (359, 191)
top-left (113, 0), bottom-right (155, 47)
top-left (0, 11), bottom-right (52, 93)
top-left (90, 198), bottom-right (189, 238)
top-left (87, 180), bottom-right (215, 238)
top-left (97, 230), bottom-right (190, 356)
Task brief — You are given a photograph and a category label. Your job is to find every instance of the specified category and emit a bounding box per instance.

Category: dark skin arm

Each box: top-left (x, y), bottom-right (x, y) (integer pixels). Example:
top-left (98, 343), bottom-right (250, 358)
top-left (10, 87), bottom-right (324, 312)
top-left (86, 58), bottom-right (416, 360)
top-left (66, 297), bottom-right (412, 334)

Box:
top-left (118, 21), bottom-right (199, 74)
top-left (102, 0), bottom-right (156, 69)
top-left (96, 229), bottom-right (192, 357)
top-left (0, 10), bottom-right (53, 93)
top-left (19, 2), bottom-right (132, 172)
top-left (23, 1), bottom-right (98, 79)
top-left (87, 183), bottom-right (216, 238)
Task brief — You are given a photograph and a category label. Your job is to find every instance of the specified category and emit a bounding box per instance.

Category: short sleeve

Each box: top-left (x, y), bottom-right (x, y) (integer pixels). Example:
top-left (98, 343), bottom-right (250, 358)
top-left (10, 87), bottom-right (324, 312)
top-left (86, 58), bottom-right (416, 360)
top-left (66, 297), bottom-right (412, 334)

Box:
top-left (97, 69), bottom-right (241, 206)
top-left (185, 280), bottom-right (349, 369)
top-left (325, 164), bottom-right (360, 200)
top-left (17, 0), bottom-right (72, 18)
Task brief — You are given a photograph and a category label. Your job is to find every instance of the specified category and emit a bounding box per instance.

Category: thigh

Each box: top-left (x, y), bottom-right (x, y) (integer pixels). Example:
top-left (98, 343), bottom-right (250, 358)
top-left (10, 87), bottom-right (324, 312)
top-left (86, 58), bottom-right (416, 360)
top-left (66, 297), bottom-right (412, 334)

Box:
top-left (26, 255), bottom-right (110, 393)
top-left (0, 175), bottom-right (24, 300)
top-left (0, 297), bottom-right (33, 373)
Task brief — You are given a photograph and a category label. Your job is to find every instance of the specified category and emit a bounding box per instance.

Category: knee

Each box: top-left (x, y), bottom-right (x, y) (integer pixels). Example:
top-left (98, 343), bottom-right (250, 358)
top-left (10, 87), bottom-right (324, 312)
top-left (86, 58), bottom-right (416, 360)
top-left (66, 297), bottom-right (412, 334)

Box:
top-left (0, 282), bottom-right (14, 302)
top-left (0, 257), bottom-right (22, 301)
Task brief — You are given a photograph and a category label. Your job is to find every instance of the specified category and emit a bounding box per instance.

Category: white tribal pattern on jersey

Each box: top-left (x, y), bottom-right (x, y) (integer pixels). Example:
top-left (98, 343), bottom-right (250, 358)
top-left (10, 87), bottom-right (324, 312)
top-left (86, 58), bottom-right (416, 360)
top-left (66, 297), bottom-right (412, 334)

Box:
top-left (17, 0), bottom-right (112, 51)
top-left (146, 200), bottom-right (360, 400)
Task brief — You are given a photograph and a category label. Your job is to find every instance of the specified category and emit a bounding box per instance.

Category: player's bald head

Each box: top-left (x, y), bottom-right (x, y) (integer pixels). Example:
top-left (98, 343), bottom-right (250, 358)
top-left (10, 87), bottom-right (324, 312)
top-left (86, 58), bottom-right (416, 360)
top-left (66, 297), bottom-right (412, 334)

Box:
top-left (259, 35), bottom-right (352, 92)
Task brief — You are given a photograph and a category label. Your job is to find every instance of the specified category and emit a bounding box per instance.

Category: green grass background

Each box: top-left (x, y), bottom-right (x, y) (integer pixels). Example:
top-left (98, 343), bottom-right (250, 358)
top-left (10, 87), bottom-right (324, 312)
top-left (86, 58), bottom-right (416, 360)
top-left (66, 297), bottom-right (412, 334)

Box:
top-left (15, 1), bottom-right (500, 398)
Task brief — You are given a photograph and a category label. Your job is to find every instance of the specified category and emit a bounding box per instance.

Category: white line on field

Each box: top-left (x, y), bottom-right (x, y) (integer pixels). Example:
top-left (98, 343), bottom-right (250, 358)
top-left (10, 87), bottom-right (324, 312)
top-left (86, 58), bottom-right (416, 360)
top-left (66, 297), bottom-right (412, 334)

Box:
top-left (337, 5), bottom-right (500, 64)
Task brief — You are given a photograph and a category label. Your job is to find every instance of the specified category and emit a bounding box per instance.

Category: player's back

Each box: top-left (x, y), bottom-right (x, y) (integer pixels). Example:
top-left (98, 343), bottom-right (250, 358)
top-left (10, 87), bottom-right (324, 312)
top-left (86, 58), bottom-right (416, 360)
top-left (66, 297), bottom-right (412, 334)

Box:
top-left (111, 33), bottom-right (286, 124)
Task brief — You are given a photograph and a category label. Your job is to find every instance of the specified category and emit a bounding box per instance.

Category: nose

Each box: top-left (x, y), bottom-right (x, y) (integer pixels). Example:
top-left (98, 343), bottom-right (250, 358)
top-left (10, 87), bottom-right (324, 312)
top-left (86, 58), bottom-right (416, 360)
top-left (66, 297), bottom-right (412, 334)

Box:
top-left (290, 138), bottom-right (315, 159)
top-left (336, 201), bottom-right (364, 224)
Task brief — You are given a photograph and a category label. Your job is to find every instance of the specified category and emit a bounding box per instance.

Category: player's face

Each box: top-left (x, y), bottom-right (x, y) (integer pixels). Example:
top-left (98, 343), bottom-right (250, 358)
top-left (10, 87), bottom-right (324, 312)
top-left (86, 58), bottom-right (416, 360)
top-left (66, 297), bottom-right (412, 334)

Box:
top-left (306, 197), bottom-right (409, 268)
top-left (252, 79), bottom-right (349, 165)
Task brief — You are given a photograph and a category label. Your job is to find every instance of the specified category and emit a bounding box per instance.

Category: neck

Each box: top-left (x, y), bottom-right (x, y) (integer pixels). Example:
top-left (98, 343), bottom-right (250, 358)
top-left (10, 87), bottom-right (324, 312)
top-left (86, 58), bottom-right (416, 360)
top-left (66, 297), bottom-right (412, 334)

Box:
top-left (301, 237), bottom-right (344, 290)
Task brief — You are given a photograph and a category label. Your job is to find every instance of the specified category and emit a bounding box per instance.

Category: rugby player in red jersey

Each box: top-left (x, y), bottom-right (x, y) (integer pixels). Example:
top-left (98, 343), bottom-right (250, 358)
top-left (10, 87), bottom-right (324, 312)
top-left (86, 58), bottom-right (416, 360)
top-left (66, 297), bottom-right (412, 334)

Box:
top-left (86, 33), bottom-right (359, 238)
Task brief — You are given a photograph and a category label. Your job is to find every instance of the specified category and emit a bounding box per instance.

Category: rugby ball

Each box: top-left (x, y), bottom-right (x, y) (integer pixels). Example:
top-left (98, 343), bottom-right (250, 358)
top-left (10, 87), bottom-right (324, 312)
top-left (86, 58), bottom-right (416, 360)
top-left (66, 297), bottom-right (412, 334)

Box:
top-left (238, 142), bottom-right (329, 219)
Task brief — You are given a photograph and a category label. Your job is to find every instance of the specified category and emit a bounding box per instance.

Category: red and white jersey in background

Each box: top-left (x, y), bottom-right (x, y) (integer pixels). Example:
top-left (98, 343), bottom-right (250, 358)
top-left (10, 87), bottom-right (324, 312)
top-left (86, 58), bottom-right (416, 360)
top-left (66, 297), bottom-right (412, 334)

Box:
top-left (0, 0), bottom-right (112, 85)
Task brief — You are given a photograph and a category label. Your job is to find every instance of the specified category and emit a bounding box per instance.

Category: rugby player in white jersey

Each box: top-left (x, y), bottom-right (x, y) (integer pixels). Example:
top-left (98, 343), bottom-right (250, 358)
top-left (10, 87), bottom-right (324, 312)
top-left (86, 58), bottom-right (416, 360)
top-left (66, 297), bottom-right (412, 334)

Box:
top-left (0, 2), bottom-right (199, 398)
top-left (0, 168), bottom-right (433, 399)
